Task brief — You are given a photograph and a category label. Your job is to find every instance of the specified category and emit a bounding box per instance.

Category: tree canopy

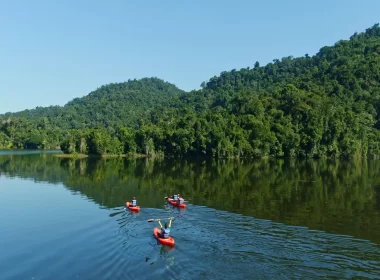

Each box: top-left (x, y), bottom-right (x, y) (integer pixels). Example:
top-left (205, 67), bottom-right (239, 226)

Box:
top-left (1, 24), bottom-right (380, 158)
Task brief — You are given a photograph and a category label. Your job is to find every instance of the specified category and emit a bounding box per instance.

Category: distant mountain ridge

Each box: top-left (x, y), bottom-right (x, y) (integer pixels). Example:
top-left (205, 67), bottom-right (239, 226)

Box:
top-left (1, 77), bottom-right (186, 129)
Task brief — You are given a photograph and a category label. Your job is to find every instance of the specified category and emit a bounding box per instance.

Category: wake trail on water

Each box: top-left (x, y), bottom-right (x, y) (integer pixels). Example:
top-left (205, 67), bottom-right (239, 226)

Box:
top-left (110, 202), bottom-right (380, 279)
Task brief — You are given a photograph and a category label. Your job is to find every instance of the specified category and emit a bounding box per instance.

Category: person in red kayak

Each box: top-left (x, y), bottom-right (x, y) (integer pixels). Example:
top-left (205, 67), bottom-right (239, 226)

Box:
top-left (158, 218), bottom-right (172, 239)
top-left (131, 196), bottom-right (137, 207)
top-left (176, 194), bottom-right (184, 205)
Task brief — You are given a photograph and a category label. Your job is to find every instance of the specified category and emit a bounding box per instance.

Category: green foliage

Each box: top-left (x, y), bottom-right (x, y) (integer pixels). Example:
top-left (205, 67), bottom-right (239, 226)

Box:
top-left (117, 127), bottom-right (137, 154)
top-left (0, 118), bottom-right (64, 149)
top-left (2, 24), bottom-right (380, 158)
top-left (1, 78), bottom-right (185, 130)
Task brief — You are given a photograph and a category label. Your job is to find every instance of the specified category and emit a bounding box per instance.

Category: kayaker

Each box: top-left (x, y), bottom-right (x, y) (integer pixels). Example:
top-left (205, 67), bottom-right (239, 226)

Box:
top-left (172, 194), bottom-right (178, 200)
top-left (131, 196), bottom-right (137, 207)
top-left (158, 219), bottom-right (172, 239)
top-left (177, 194), bottom-right (184, 205)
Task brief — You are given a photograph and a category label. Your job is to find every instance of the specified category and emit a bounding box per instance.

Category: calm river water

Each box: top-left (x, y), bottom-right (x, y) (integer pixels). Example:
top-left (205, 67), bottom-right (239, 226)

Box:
top-left (0, 151), bottom-right (379, 279)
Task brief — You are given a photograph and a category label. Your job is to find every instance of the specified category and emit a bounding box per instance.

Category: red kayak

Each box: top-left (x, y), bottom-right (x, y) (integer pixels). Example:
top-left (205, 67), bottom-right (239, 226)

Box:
top-left (126, 201), bottom-right (140, 212)
top-left (167, 198), bottom-right (186, 208)
top-left (153, 227), bottom-right (175, 246)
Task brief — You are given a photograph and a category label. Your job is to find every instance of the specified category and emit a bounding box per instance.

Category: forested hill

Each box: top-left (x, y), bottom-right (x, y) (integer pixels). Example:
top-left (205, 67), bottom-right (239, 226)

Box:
top-left (1, 77), bottom-right (185, 130)
top-left (142, 23), bottom-right (380, 159)
top-left (181, 23), bottom-right (380, 113)
top-left (2, 24), bottom-right (380, 158)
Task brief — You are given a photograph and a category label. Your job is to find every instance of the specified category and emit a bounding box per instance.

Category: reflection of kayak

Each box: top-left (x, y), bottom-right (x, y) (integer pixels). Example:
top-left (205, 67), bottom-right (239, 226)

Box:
top-left (153, 227), bottom-right (175, 246)
top-left (126, 202), bottom-right (140, 212)
top-left (167, 198), bottom-right (186, 208)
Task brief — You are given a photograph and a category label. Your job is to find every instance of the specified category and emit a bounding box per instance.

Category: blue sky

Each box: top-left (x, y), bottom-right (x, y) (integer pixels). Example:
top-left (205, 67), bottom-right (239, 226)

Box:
top-left (0, 0), bottom-right (379, 114)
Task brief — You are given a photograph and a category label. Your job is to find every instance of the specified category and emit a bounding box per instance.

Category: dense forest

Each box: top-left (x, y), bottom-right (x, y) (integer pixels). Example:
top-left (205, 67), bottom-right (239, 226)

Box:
top-left (1, 24), bottom-right (380, 158)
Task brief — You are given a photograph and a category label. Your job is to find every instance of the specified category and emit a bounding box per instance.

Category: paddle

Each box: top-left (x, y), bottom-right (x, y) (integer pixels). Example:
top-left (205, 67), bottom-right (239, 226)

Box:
top-left (164, 196), bottom-right (189, 202)
top-left (147, 217), bottom-right (174, 222)
top-left (109, 210), bottom-right (125, 217)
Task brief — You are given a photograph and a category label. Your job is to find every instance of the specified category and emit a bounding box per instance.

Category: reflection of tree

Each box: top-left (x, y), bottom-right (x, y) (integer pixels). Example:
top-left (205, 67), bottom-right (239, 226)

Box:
top-left (0, 154), bottom-right (379, 243)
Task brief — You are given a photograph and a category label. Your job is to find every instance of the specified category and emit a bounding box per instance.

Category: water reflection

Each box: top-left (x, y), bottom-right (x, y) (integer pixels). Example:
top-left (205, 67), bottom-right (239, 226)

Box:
top-left (0, 153), bottom-right (379, 244)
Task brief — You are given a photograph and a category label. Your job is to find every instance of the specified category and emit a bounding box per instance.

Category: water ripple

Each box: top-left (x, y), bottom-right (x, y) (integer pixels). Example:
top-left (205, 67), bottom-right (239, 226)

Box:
top-left (1, 200), bottom-right (380, 279)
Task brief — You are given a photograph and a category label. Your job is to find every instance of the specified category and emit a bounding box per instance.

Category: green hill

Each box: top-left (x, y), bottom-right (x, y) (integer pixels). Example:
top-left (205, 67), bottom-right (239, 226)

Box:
top-left (164, 23), bottom-right (380, 158)
top-left (1, 24), bottom-right (380, 158)
top-left (182, 23), bottom-right (380, 113)
top-left (1, 77), bottom-right (185, 130)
